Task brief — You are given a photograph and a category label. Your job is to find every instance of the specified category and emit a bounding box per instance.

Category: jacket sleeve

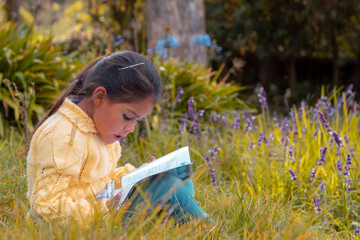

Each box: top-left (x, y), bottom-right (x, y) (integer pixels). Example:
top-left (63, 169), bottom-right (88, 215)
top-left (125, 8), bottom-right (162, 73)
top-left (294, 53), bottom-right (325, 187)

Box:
top-left (106, 163), bottom-right (136, 189)
top-left (32, 120), bottom-right (105, 224)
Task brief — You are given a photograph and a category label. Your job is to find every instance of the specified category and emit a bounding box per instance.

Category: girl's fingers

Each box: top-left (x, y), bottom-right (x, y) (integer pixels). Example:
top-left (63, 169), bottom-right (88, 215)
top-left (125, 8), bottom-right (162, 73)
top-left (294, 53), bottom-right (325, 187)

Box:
top-left (148, 156), bottom-right (156, 163)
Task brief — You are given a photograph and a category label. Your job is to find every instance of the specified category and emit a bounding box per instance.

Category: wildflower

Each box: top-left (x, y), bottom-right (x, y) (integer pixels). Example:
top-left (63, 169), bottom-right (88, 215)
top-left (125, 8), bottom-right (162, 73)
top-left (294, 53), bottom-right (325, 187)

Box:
top-left (257, 86), bottom-right (268, 110)
top-left (302, 126), bottom-right (306, 134)
top-left (288, 169), bottom-right (297, 180)
top-left (161, 111), bottom-right (168, 126)
top-left (189, 110), bottom-right (205, 138)
top-left (155, 39), bottom-right (168, 58)
top-left (214, 114), bottom-right (220, 126)
top-left (318, 112), bottom-right (332, 132)
top-left (288, 145), bottom-right (294, 159)
top-left (179, 113), bottom-right (188, 134)
top-left (193, 34), bottom-right (211, 47)
top-left (336, 159), bottom-right (342, 171)
top-left (273, 111), bottom-right (280, 127)
top-left (257, 133), bottom-right (265, 146)
top-left (222, 113), bottom-right (227, 127)
top-left (309, 168), bottom-right (316, 183)
top-left (312, 196), bottom-right (321, 214)
top-left (281, 118), bottom-right (289, 135)
top-left (188, 97), bottom-right (195, 120)
top-left (243, 109), bottom-right (248, 119)
top-left (353, 229), bottom-right (359, 234)
top-left (244, 114), bottom-right (255, 134)
top-left (346, 178), bottom-right (353, 191)
top-left (205, 153), bottom-right (216, 186)
top-left (165, 35), bottom-right (179, 49)
top-left (232, 115), bottom-right (241, 130)
top-left (313, 128), bottom-right (318, 137)
top-left (346, 153), bottom-right (352, 165)
top-left (318, 112), bottom-right (343, 147)
top-left (269, 133), bottom-right (274, 142)
top-left (293, 130), bottom-right (298, 138)
top-left (319, 182), bottom-right (325, 191)
top-left (317, 147), bottom-right (327, 166)
top-left (172, 86), bottom-right (184, 112)
top-left (343, 135), bottom-right (349, 145)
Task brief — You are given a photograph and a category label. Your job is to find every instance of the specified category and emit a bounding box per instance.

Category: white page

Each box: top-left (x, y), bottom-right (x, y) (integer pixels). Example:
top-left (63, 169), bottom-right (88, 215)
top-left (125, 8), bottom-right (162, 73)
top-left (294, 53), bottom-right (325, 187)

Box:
top-left (117, 146), bottom-right (192, 204)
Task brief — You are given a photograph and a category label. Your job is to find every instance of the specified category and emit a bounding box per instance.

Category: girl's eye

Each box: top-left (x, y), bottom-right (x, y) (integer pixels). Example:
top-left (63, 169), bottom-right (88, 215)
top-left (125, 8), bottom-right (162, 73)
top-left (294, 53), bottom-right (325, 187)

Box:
top-left (123, 114), bottom-right (131, 121)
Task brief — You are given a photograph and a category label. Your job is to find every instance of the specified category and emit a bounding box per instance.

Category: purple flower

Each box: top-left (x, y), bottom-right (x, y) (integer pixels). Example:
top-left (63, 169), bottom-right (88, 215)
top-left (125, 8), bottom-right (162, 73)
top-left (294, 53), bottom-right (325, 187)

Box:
top-left (257, 86), bottom-right (268, 110)
top-left (273, 111), bottom-right (280, 127)
top-left (309, 168), bottom-right (316, 182)
top-left (317, 147), bottom-right (327, 166)
top-left (172, 87), bottom-right (184, 112)
top-left (346, 178), bottom-right (353, 191)
top-left (331, 131), bottom-right (343, 147)
top-left (346, 154), bottom-right (352, 165)
top-left (288, 145), bottom-right (294, 159)
top-left (232, 115), bottom-right (241, 130)
top-left (353, 229), bottom-right (359, 234)
top-left (244, 114), bottom-right (255, 134)
top-left (312, 196), bottom-right (321, 214)
top-left (336, 159), bottom-right (342, 171)
top-left (188, 97), bottom-right (195, 121)
top-left (243, 109), bottom-right (248, 119)
top-left (205, 153), bottom-right (216, 186)
top-left (257, 133), bottom-right (267, 146)
top-left (313, 128), bottom-right (318, 137)
top-left (269, 133), bottom-right (274, 142)
top-left (319, 182), bottom-right (325, 191)
top-left (161, 111), bottom-right (168, 126)
top-left (222, 113), bottom-right (227, 127)
top-left (281, 118), bottom-right (289, 135)
top-left (179, 113), bottom-right (188, 134)
top-left (288, 169), bottom-right (297, 180)
top-left (318, 112), bottom-right (332, 132)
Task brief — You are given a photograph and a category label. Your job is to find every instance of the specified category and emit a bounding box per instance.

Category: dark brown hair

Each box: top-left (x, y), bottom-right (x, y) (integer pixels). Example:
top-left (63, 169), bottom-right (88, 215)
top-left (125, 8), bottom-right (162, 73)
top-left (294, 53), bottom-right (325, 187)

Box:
top-left (29, 51), bottom-right (161, 144)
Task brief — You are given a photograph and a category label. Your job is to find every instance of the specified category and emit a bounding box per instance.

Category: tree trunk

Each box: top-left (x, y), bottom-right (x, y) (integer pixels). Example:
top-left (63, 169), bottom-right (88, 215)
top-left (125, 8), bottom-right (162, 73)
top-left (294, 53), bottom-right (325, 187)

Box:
top-left (5, 0), bottom-right (20, 24)
top-left (145, 0), bottom-right (208, 65)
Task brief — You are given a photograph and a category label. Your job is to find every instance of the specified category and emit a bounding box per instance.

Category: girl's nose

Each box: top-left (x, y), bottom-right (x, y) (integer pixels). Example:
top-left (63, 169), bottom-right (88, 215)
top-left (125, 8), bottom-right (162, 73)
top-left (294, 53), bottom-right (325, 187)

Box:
top-left (125, 122), bottom-right (137, 134)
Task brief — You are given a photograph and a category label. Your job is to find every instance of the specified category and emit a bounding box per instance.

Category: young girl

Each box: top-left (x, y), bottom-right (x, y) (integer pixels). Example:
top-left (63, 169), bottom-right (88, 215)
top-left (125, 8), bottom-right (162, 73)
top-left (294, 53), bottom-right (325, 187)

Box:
top-left (26, 51), bottom-right (213, 225)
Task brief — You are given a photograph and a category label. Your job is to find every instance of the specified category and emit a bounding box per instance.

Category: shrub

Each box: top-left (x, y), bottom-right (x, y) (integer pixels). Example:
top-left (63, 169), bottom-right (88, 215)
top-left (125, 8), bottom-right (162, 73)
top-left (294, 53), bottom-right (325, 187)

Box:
top-left (0, 21), bottom-right (81, 136)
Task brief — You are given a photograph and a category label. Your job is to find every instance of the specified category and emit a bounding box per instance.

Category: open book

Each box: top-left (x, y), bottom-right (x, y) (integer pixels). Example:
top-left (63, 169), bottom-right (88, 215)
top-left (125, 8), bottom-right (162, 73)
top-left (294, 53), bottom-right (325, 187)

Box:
top-left (96, 146), bottom-right (193, 206)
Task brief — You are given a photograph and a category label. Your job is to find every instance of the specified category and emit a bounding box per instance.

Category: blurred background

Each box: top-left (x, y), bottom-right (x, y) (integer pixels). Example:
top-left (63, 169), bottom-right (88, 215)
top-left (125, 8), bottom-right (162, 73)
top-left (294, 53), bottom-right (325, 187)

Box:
top-left (1, 0), bottom-right (360, 136)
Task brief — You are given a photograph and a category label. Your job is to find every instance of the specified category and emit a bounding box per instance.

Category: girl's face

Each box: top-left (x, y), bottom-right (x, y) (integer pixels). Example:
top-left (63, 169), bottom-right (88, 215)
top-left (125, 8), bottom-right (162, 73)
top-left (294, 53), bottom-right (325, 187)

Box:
top-left (91, 94), bottom-right (154, 145)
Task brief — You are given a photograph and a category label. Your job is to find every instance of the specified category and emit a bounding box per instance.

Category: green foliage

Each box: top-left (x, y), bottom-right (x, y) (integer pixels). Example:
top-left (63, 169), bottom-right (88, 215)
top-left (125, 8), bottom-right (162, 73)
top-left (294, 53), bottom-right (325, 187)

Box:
top-left (154, 57), bottom-right (251, 116)
top-left (0, 21), bottom-right (81, 136)
top-left (1, 87), bottom-right (359, 238)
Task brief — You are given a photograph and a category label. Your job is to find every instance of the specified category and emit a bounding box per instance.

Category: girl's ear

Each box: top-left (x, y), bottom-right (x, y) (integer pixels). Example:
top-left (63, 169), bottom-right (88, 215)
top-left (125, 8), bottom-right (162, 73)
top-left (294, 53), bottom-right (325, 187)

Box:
top-left (93, 86), bottom-right (107, 106)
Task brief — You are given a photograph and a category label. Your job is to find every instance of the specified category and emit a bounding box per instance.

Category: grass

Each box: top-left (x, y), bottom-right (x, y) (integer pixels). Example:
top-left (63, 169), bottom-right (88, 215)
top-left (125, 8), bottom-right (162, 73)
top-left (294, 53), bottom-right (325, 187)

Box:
top-left (1, 87), bottom-right (359, 239)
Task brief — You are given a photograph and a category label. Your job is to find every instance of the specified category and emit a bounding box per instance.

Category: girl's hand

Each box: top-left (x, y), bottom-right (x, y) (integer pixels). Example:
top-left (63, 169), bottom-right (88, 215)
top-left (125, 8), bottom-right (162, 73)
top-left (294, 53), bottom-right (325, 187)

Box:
top-left (148, 156), bottom-right (156, 163)
top-left (106, 191), bottom-right (122, 210)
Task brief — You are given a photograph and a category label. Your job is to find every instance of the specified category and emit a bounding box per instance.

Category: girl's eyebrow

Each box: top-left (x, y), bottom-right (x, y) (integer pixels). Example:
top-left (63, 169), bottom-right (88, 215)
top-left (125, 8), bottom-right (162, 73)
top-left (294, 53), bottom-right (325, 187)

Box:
top-left (127, 109), bottom-right (140, 118)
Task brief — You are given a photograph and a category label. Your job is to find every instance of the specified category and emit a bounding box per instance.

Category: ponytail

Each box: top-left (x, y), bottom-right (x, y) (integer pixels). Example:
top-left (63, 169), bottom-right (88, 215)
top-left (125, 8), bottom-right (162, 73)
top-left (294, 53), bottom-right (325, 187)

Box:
top-left (26, 57), bottom-right (103, 151)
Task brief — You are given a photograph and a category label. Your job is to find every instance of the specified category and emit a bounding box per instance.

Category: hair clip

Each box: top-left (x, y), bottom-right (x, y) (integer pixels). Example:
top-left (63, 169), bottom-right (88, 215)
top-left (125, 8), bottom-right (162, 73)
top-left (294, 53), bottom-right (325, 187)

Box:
top-left (118, 62), bottom-right (145, 71)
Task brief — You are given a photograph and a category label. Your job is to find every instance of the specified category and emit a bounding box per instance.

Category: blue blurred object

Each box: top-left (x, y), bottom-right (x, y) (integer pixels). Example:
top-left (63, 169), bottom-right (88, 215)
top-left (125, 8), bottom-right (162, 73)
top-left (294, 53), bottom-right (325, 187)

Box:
top-left (193, 34), bottom-right (211, 47)
top-left (165, 35), bottom-right (179, 49)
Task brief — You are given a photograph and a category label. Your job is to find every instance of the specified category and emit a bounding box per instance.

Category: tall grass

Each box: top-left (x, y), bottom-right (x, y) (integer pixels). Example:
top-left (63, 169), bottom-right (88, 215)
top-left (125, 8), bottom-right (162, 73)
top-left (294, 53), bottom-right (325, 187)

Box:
top-left (0, 86), bottom-right (359, 239)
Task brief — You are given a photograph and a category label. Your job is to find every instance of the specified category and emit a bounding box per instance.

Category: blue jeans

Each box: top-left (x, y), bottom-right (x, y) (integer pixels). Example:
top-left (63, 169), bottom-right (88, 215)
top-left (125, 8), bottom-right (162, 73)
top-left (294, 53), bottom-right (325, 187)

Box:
top-left (122, 173), bottom-right (214, 224)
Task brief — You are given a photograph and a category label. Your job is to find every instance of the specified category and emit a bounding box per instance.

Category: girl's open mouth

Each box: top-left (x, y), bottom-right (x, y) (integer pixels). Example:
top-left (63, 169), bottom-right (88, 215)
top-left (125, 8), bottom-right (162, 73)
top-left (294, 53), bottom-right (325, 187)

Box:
top-left (114, 134), bottom-right (122, 141)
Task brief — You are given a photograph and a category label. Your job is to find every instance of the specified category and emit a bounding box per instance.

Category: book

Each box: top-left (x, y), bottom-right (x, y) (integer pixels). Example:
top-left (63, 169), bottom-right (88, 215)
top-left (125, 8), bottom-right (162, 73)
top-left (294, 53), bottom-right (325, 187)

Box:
top-left (96, 146), bottom-right (193, 207)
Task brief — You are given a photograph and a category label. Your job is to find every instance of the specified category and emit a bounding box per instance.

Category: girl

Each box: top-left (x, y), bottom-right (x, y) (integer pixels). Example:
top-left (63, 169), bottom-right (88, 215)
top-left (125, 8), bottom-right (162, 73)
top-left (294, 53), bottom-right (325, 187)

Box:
top-left (26, 51), bottom-right (213, 225)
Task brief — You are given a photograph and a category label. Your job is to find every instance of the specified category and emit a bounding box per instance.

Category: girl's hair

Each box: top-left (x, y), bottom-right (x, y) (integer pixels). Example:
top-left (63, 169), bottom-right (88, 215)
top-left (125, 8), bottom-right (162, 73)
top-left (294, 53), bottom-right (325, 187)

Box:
top-left (29, 50), bottom-right (161, 142)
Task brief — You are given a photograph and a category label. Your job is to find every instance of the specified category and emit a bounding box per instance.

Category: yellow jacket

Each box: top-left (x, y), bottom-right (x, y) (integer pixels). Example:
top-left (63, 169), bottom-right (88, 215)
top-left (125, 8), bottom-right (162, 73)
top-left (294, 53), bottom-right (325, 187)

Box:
top-left (26, 98), bottom-right (135, 224)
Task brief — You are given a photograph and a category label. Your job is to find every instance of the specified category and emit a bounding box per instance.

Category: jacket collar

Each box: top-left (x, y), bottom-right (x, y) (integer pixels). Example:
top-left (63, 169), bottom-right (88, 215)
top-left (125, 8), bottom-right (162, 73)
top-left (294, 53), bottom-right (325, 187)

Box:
top-left (58, 98), bottom-right (98, 133)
